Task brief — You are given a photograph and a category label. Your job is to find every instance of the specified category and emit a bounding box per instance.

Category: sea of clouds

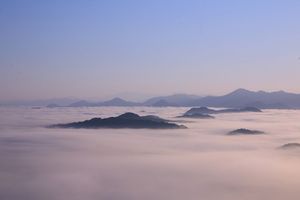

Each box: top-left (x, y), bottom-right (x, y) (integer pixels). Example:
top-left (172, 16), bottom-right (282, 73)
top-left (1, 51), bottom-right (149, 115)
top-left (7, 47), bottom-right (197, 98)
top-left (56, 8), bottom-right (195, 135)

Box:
top-left (1, 106), bottom-right (300, 200)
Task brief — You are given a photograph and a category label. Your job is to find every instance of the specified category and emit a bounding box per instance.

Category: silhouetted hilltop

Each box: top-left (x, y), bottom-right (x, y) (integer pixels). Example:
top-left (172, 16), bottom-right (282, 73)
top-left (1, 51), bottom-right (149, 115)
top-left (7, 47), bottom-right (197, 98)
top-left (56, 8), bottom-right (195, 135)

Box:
top-left (227, 128), bottom-right (265, 135)
top-left (279, 143), bottom-right (300, 150)
top-left (50, 112), bottom-right (186, 129)
top-left (183, 106), bottom-right (261, 116)
top-left (141, 115), bottom-right (169, 122)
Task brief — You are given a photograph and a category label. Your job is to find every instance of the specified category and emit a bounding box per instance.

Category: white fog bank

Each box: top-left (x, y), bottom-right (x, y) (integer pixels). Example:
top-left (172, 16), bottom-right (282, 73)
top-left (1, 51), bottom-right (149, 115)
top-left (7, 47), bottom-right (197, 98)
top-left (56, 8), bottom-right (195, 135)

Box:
top-left (0, 107), bottom-right (300, 200)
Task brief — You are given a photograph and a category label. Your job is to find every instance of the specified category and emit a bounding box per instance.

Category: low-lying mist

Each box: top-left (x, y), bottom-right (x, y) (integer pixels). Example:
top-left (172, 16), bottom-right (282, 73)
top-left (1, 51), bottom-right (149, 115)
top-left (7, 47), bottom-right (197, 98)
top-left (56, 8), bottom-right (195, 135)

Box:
top-left (1, 107), bottom-right (300, 200)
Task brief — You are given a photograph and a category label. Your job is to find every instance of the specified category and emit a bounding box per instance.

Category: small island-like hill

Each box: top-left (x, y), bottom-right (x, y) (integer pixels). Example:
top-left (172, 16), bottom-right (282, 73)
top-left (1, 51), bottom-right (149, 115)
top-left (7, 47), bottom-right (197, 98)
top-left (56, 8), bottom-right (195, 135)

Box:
top-left (279, 143), bottom-right (300, 150)
top-left (183, 106), bottom-right (262, 116)
top-left (227, 128), bottom-right (265, 135)
top-left (50, 112), bottom-right (187, 129)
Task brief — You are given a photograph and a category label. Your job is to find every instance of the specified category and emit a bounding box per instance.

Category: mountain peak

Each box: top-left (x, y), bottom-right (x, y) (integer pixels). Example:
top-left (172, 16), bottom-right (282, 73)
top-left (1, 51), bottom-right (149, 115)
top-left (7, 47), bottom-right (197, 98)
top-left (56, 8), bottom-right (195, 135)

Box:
top-left (118, 112), bottom-right (140, 119)
top-left (99, 97), bottom-right (140, 106)
top-left (109, 97), bottom-right (126, 102)
top-left (272, 90), bottom-right (288, 94)
top-left (227, 88), bottom-right (253, 96)
top-left (234, 88), bottom-right (251, 93)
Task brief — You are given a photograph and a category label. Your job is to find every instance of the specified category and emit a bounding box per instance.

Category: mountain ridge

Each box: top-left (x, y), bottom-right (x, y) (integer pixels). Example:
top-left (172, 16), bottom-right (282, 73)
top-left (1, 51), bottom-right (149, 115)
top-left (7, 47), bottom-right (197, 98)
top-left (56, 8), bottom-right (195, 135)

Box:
top-left (190, 88), bottom-right (300, 108)
top-left (3, 89), bottom-right (300, 109)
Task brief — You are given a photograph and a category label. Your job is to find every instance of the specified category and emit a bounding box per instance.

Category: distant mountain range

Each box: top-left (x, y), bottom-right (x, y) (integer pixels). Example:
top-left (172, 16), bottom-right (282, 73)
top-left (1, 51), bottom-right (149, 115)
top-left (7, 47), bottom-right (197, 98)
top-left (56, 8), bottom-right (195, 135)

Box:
top-left (66, 94), bottom-right (201, 107)
top-left (2, 89), bottom-right (300, 109)
top-left (0, 98), bottom-right (79, 107)
top-left (189, 88), bottom-right (300, 109)
top-left (143, 94), bottom-right (201, 106)
top-left (68, 98), bottom-right (142, 107)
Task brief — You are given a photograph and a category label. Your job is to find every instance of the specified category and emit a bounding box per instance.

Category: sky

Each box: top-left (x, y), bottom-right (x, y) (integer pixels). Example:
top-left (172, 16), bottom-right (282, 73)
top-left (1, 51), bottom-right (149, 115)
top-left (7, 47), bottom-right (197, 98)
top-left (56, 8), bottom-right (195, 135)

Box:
top-left (0, 0), bottom-right (300, 101)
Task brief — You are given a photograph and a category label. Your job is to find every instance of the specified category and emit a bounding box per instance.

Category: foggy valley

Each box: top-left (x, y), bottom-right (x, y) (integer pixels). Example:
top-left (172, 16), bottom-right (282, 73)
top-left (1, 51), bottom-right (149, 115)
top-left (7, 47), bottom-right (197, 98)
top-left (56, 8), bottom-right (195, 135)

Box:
top-left (1, 106), bottom-right (300, 200)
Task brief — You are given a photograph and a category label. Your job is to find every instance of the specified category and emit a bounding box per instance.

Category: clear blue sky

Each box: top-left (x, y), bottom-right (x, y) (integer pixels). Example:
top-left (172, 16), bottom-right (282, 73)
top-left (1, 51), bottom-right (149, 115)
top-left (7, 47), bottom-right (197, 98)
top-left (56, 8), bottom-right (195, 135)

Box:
top-left (1, 0), bottom-right (300, 101)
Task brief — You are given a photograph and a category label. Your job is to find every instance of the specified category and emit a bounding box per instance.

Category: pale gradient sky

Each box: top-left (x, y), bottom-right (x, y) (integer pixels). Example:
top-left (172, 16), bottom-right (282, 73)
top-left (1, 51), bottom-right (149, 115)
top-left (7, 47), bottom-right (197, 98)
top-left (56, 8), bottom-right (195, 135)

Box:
top-left (0, 0), bottom-right (300, 101)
